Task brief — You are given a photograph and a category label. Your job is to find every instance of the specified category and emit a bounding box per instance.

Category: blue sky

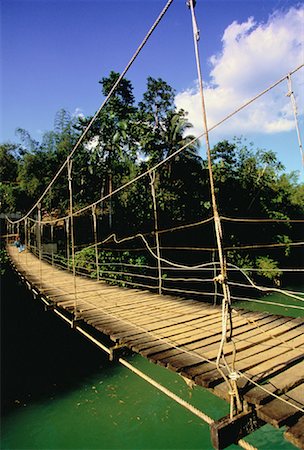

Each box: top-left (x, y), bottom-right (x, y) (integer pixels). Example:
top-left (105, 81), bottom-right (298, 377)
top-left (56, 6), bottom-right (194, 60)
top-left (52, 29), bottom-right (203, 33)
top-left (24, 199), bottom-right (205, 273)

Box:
top-left (1, 0), bottom-right (303, 175)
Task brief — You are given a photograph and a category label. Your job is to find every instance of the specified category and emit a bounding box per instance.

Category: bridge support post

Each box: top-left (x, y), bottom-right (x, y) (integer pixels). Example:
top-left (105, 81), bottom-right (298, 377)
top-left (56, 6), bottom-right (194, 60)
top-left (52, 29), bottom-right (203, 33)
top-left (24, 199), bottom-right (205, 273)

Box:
top-left (71, 317), bottom-right (82, 329)
top-left (109, 343), bottom-right (127, 362)
top-left (210, 409), bottom-right (264, 449)
top-left (44, 302), bottom-right (55, 312)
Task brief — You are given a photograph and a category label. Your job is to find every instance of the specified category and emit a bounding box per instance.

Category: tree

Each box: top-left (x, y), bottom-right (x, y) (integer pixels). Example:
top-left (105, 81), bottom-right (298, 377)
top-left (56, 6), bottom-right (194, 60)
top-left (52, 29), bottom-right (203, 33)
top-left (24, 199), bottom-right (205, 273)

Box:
top-left (139, 77), bottom-right (175, 129)
top-left (76, 72), bottom-right (139, 229)
top-left (0, 143), bottom-right (19, 183)
top-left (161, 110), bottom-right (200, 174)
top-left (0, 143), bottom-right (21, 213)
top-left (16, 110), bottom-right (80, 214)
top-left (211, 139), bottom-right (304, 283)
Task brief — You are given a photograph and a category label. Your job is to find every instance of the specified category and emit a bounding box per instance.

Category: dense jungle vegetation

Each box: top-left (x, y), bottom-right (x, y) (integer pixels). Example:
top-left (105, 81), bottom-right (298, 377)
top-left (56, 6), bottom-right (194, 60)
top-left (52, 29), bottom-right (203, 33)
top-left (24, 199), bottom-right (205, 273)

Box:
top-left (1, 72), bottom-right (303, 285)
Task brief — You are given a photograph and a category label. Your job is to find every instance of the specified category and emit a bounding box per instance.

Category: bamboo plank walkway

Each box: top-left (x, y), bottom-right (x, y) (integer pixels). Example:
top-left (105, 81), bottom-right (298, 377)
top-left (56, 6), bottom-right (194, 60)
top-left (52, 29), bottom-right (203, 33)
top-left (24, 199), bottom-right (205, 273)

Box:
top-left (7, 246), bottom-right (304, 449)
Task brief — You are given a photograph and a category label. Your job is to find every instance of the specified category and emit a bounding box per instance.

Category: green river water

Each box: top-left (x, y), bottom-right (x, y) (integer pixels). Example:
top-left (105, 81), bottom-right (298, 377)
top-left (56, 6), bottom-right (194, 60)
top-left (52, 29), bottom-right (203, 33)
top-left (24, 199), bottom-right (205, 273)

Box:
top-left (1, 268), bottom-right (301, 450)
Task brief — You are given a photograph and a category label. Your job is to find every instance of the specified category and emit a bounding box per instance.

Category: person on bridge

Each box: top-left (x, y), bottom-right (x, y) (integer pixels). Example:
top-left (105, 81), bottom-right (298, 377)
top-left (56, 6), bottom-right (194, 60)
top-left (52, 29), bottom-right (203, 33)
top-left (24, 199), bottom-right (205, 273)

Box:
top-left (14, 235), bottom-right (25, 253)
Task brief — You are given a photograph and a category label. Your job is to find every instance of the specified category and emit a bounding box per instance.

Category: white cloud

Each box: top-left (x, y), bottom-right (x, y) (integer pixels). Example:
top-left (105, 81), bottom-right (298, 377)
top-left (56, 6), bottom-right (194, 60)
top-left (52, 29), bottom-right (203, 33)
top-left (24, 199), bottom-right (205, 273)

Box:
top-left (72, 107), bottom-right (85, 119)
top-left (175, 7), bottom-right (304, 139)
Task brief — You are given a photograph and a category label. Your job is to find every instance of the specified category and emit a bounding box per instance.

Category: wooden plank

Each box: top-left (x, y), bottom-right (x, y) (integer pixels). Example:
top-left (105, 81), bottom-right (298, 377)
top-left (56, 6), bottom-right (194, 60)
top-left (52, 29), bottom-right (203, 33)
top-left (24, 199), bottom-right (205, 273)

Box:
top-left (85, 310), bottom-right (206, 335)
top-left (244, 360), bottom-right (304, 405)
top-left (110, 315), bottom-right (221, 347)
top-left (116, 317), bottom-right (222, 348)
top-left (146, 314), bottom-right (282, 361)
top-left (78, 295), bottom-right (211, 318)
top-left (111, 308), bottom-right (222, 341)
top-left (284, 416), bottom-right (304, 450)
top-left (192, 335), bottom-right (304, 389)
top-left (212, 360), bottom-right (304, 404)
top-left (87, 310), bottom-right (206, 334)
top-left (128, 310), bottom-right (224, 342)
top-left (153, 317), bottom-right (298, 370)
top-left (54, 286), bottom-right (144, 301)
top-left (55, 285), bottom-right (208, 316)
top-left (197, 317), bottom-right (299, 362)
top-left (257, 384), bottom-right (304, 428)
top-left (182, 322), bottom-right (300, 379)
top-left (130, 311), bottom-right (246, 348)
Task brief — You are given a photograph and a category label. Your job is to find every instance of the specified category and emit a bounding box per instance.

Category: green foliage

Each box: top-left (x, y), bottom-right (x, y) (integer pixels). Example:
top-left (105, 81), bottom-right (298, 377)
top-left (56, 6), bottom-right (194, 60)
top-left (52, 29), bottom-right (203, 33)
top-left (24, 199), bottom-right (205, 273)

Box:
top-left (73, 247), bottom-right (98, 278)
top-left (1, 72), bottom-right (303, 289)
top-left (0, 143), bottom-right (21, 212)
top-left (256, 256), bottom-right (283, 282)
top-left (227, 251), bottom-right (255, 272)
top-left (139, 76), bottom-right (175, 128)
top-left (0, 248), bottom-right (9, 275)
top-left (73, 247), bottom-right (148, 287)
top-left (227, 251), bottom-right (283, 284)
top-left (0, 143), bottom-right (19, 182)
top-left (277, 235), bottom-right (292, 256)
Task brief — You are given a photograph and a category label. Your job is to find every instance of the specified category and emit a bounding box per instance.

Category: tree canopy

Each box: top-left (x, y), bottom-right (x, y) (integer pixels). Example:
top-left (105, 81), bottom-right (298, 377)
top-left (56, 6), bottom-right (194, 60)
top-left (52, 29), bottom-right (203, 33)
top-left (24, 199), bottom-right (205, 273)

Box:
top-left (1, 73), bottom-right (303, 285)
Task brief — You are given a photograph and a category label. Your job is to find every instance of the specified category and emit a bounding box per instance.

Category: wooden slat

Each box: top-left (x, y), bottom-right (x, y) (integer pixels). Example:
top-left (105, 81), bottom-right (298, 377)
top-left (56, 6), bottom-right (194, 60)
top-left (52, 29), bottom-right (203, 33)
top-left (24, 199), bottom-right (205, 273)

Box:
top-left (154, 317), bottom-right (301, 371)
top-left (257, 383), bottom-right (304, 428)
top-left (110, 316), bottom-right (220, 349)
top-left (244, 360), bottom-right (304, 405)
top-left (284, 416), bottom-right (304, 449)
top-left (146, 315), bottom-right (285, 362)
top-left (193, 342), bottom-right (304, 390)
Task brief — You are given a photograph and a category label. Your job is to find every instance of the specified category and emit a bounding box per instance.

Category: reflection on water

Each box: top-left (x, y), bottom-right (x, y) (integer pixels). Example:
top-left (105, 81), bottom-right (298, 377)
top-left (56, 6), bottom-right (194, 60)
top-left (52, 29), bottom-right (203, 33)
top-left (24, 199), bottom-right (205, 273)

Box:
top-left (1, 268), bottom-right (295, 450)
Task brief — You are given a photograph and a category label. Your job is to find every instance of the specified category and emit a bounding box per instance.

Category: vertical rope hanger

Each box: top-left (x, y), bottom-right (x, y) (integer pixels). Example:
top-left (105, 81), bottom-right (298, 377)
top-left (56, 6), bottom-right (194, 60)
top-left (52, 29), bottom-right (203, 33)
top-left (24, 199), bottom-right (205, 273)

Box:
top-left (187, 0), bottom-right (242, 417)
top-left (67, 159), bottom-right (78, 320)
top-left (6, 221), bottom-right (9, 246)
top-left (149, 170), bottom-right (163, 294)
top-left (51, 224), bottom-right (54, 267)
top-left (286, 73), bottom-right (304, 167)
top-left (92, 204), bottom-right (100, 281)
top-left (24, 218), bottom-right (28, 266)
top-left (27, 218), bottom-right (31, 252)
top-left (17, 221), bottom-right (20, 263)
top-left (212, 250), bottom-right (217, 305)
top-left (24, 218), bottom-right (27, 249)
top-left (37, 203), bottom-right (43, 287)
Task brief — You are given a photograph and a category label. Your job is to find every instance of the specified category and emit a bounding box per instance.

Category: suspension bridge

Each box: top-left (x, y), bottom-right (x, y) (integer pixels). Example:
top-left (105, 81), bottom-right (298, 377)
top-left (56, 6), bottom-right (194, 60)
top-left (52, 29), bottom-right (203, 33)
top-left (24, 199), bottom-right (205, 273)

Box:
top-left (3, 0), bottom-right (304, 449)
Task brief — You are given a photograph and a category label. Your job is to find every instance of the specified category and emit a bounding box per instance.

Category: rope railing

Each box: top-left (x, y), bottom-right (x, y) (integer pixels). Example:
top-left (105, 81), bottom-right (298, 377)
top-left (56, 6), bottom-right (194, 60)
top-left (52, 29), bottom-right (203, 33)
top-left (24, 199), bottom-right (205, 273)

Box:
top-left (25, 233), bottom-right (304, 304)
top-left (11, 227), bottom-right (304, 315)
top-left (33, 247), bottom-right (304, 313)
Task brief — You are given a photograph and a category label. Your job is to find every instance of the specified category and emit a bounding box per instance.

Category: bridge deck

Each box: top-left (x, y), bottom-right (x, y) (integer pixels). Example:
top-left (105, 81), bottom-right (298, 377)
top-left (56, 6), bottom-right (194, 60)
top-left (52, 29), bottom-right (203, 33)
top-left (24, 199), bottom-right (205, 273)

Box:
top-left (7, 246), bottom-right (304, 449)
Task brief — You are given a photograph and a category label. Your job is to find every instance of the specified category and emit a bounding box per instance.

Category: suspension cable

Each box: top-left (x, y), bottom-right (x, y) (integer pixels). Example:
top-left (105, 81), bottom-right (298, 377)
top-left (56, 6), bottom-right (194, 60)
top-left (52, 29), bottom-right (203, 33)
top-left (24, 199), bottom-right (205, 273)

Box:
top-left (286, 73), bottom-right (304, 167)
top-left (149, 170), bottom-right (163, 294)
top-left (5, 0), bottom-right (174, 225)
top-left (67, 159), bottom-right (78, 318)
top-left (92, 205), bottom-right (100, 281)
top-left (187, 0), bottom-right (239, 417)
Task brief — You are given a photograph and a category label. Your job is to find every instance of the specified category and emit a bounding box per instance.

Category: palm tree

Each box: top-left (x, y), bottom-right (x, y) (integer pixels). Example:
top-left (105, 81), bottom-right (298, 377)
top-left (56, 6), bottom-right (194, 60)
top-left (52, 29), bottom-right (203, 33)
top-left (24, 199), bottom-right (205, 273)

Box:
top-left (161, 110), bottom-right (200, 177)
